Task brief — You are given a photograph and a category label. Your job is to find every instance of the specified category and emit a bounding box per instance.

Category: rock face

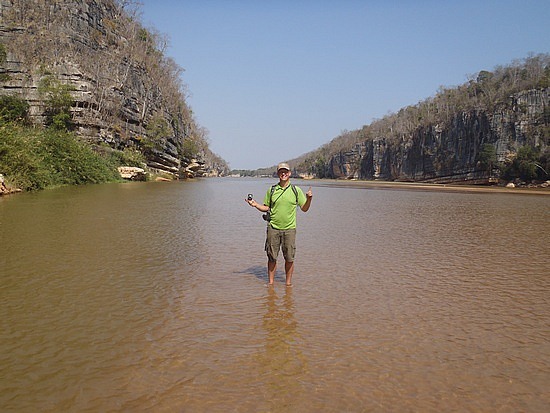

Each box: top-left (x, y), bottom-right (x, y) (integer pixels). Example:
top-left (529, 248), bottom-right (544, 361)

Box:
top-left (0, 0), bottom-right (227, 177)
top-left (320, 88), bottom-right (549, 183)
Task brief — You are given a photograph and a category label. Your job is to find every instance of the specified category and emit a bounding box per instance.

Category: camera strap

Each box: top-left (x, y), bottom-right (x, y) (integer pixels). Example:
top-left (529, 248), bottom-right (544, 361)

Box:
top-left (269, 184), bottom-right (297, 208)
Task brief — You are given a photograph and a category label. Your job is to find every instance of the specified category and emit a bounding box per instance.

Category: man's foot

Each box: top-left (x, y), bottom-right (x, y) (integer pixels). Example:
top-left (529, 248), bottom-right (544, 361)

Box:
top-left (285, 283), bottom-right (292, 287)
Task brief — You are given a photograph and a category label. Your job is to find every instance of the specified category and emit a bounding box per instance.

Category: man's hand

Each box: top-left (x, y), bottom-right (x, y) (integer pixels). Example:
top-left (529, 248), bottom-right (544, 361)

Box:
top-left (300, 187), bottom-right (313, 212)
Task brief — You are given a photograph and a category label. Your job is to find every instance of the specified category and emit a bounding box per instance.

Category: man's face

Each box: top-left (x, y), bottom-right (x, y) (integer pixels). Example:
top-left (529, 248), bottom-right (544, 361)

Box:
top-left (278, 169), bottom-right (291, 181)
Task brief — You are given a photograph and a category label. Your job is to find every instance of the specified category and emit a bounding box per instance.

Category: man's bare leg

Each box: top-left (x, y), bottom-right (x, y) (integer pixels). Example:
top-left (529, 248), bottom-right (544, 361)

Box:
top-left (267, 260), bottom-right (276, 285)
top-left (285, 260), bottom-right (294, 286)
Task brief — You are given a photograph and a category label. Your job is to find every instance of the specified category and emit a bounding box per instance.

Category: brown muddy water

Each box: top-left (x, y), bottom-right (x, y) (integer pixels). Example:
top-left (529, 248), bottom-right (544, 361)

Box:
top-left (1, 178), bottom-right (549, 412)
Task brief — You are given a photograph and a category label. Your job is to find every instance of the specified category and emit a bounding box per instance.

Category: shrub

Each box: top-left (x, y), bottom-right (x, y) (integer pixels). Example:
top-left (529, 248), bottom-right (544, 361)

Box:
top-left (0, 125), bottom-right (53, 190)
top-left (0, 95), bottom-right (29, 124)
top-left (38, 75), bottom-right (75, 130)
top-left (501, 146), bottom-right (542, 181)
top-left (182, 137), bottom-right (199, 159)
top-left (146, 116), bottom-right (171, 141)
top-left (0, 125), bottom-right (121, 190)
top-left (40, 128), bottom-right (120, 185)
top-left (106, 146), bottom-right (147, 168)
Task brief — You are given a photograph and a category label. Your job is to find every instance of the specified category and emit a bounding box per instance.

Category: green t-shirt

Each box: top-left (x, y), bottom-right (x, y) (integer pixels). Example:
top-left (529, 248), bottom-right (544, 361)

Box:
top-left (263, 183), bottom-right (307, 230)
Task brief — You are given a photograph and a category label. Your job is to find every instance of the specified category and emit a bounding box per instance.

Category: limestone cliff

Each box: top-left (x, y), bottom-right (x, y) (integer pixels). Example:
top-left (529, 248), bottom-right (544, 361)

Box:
top-left (303, 85), bottom-right (549, 184)
top-left (359, 88), bottom-right (548, 183)
top-left (0, 0), bottom-right (228, 177)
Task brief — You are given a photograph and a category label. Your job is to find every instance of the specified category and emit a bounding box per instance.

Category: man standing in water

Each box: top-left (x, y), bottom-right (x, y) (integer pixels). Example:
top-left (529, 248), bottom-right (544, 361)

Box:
top-left (246, 163), bottom-right (313, 286)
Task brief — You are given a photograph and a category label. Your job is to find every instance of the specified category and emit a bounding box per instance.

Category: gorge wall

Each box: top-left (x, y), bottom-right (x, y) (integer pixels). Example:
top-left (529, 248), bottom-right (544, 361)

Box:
top-left (325, 88), bottom-right (549, 184)
top-left (0, 0), bottom-right (228, 177)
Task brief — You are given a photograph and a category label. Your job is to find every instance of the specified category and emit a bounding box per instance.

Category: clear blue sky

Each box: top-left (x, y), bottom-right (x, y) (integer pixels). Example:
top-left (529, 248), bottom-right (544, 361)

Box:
top-left (139, 0), bottom-right (549, 170)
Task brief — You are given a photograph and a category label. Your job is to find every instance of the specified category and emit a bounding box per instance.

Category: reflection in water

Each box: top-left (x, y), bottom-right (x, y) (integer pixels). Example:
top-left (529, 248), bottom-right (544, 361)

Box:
top-left (257, 287), bottom-right (306, 411)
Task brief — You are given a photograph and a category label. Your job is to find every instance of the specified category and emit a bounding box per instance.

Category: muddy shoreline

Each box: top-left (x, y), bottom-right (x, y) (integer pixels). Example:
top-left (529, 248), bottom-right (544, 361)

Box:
top-left (300, 178), bottom-right (550, 196)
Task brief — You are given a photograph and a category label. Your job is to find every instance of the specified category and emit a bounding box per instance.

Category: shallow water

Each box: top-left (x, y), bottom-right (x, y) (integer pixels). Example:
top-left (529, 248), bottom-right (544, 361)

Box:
top-left (1, 178), bottom-right (549, 412)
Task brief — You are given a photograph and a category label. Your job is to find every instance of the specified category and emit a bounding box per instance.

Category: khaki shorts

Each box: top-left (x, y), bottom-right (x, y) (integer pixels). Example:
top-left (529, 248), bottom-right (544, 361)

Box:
top-left (265, 226), bottom-right (296, 263)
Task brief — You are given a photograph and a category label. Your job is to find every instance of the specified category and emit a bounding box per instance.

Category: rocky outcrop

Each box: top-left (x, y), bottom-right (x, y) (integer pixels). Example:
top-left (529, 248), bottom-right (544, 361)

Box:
top-left (117, 166), bottom-right (146, 181)
top-left (0, 0), bottom-right (228, 177)
top-left (0, 173), bottom-right (21, 195)
top-left (324, 88), bottom-right (549, 184)
top-left (180, 158), bottom-right (206, 178)
top-left (328, 143), bottom-right (366, 179)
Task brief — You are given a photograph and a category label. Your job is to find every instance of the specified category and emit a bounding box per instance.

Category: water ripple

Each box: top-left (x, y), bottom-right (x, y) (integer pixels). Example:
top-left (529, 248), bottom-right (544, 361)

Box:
top-left (1, 180), bottom-right (549, 412)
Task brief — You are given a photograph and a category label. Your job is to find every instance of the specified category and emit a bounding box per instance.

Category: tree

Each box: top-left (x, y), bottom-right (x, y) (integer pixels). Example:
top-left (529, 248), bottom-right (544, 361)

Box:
top-left (477, 143), bottom-right (497, 175)
top-left (38, 75), bottom-right (75, 130)
top-left (502, 146), bottom-right (539, 182)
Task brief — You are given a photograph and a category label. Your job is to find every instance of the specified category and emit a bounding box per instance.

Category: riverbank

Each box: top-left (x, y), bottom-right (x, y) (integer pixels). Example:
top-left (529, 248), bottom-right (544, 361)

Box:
top-left (303, 178), bottom-right (550, 196)
top-left (3, 174), bottom-right (549, 197)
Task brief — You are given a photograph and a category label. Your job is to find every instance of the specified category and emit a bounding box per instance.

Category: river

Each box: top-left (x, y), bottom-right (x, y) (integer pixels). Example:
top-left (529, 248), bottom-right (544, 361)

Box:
top-left (1, 178), bottom-right (549, 412)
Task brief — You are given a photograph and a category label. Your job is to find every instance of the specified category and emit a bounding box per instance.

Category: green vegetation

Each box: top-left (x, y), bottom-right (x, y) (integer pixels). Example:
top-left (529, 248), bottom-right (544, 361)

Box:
top-left (477, 143), bottom-right (497, 175)
top-left (0, 95), bottom-right (29, 124)
top-left (230, 169), bottom-right (259, 177)
top-left (0, 42), bottom-right (9, 81)
top-left (1, 41), bottom-right (122, 191)
top-left (501, 146), bottom-right (550, 182)
top-left (38, 75), bottom-right (75, 130)
top-left (0, 91), bottom-right (152, 192)
top-left (0, 89), bottom-right (149, 192)
top-left (182, 137), bottom-right (200, 159)
top-left (0, 124), bottom-right (124, 191)
top-left (472, 142), bottom-right (549, 183)
top-left (104, 146), bottom-right (146, 168)
top-left (0, 43), bottom-right (6, 63)
top-left (145, 116), bottom-right (171, 148)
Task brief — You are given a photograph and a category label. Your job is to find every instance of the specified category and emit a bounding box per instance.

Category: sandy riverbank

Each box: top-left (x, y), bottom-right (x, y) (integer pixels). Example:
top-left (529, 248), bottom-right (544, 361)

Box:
top-left (301, 179), bottom-right (550, 196)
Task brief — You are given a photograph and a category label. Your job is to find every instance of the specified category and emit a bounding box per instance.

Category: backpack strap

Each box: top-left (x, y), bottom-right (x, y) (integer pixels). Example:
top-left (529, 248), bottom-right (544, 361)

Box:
top-left (291, 184), bottom-right (298, 204)
top-left (268, 184), bottom-right (277, 208)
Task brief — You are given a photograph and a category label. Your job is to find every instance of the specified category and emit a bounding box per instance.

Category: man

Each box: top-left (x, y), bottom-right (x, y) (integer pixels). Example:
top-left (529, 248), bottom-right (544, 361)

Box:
top-left (246, 162), bottom-right (313, 286)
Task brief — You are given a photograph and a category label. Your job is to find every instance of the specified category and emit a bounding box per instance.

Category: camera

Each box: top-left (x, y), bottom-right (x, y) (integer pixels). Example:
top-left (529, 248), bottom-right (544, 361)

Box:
top-left (247, 193), bottom-right (253, 201)
top-left (262, 211), bottom-right (271, 221)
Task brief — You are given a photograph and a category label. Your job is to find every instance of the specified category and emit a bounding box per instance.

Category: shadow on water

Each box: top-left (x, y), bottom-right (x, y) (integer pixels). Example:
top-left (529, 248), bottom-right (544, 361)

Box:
top-left (234, 265), bottom-right (287, 284)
